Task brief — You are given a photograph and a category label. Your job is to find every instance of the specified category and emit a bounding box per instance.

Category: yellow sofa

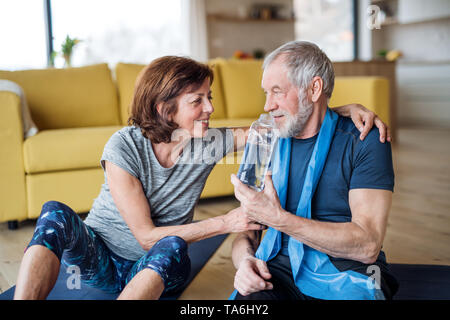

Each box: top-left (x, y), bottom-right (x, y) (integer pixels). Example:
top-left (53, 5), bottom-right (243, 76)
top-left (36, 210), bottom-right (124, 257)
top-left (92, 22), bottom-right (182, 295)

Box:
top-left (0, 60), bottom-right (389, 227)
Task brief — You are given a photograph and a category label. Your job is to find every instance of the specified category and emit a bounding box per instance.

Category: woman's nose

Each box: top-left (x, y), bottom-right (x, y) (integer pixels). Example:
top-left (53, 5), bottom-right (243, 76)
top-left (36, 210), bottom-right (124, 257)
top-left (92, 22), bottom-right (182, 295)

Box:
top-left (204, 99), bottom-right (214, 114)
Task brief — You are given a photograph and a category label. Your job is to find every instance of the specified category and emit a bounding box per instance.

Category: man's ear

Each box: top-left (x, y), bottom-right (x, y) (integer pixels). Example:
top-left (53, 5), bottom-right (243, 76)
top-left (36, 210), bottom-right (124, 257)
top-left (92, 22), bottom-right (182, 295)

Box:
top-left (310, 76), bottom-right (324, 103)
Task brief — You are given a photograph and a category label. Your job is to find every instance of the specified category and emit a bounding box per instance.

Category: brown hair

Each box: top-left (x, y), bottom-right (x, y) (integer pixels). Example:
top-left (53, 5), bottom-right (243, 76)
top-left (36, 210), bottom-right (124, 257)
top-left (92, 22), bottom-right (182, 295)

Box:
top-left (128, 56), bottom-right (214, 143)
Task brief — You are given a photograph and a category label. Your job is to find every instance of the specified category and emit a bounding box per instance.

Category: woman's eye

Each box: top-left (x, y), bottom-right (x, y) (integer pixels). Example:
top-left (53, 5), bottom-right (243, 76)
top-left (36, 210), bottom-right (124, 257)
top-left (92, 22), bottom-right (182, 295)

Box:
top-left (208, 96), bottom-right (213, 101)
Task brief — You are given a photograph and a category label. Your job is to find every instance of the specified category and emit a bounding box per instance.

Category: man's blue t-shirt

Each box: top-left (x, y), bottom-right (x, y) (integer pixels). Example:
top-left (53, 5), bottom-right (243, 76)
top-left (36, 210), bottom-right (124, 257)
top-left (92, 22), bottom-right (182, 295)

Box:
top-left (279, 116), bottom-right (395, 266)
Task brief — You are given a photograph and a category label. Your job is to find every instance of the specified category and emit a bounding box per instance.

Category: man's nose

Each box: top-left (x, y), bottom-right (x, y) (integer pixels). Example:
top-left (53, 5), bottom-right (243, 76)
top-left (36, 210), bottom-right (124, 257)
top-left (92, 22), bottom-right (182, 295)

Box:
top-left (264, 95), bottom-right (277, 113)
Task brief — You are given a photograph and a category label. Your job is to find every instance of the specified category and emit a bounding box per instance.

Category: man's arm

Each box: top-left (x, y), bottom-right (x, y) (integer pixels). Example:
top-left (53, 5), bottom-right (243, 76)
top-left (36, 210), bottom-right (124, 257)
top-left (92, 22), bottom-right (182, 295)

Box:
top-left (231, 230), bottom-right (261, 269)
top-left (277, 189), bottom-right (392, 264)
top-left (231, 174), bottom-right (392, 264)
top-left (231, 230), bottom-right (274, 296)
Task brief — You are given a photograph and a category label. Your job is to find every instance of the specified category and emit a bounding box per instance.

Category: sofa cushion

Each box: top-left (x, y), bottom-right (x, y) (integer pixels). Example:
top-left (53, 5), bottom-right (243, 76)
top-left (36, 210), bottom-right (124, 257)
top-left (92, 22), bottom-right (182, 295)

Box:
top-left (116, 61), bottom-right (227, 125)
top-left (0, 64), bottom-right (120, 130)
top-left (219, 59), bottom-right (265, 119)
top-left (23, 126), bottom-right (123, 174)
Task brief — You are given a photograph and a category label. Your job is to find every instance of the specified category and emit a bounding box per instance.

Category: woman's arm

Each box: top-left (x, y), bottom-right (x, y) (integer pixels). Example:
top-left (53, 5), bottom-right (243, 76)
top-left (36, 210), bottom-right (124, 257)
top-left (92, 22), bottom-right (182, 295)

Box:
top-left (332, 103), bottom-right (391, 142)
top-left (105, 161), bottom-right (263, 251)
top-left (227, 104), bottom-right (390, 152)
top-left (229, 126), bottom-right (249, 152)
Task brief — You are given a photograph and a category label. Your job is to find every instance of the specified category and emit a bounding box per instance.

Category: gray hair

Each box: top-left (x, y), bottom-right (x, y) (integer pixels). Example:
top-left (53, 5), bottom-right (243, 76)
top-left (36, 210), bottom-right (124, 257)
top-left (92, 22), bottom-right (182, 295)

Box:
top-left (263, 41), bottom-right (335, 99)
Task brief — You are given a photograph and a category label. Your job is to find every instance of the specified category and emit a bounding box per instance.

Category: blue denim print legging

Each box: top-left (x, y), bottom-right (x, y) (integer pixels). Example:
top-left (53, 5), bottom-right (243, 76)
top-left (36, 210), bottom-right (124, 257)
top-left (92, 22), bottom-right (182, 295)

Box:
top-left (27, 201), bottom-right (191, 294)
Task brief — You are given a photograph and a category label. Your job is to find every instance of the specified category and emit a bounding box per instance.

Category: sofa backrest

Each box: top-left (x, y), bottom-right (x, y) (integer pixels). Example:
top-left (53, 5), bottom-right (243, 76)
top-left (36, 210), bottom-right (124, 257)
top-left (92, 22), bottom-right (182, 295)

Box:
top-left (330, 76), bottom-right (390, 125)
top-left (115, 63), bottom-right (145, 125)
top-left (216, 59), bottom-right (265, 119)
top-left (115, 61), bottom-right (228, 125)
top-left (0, 64), bottom-right (120, 130)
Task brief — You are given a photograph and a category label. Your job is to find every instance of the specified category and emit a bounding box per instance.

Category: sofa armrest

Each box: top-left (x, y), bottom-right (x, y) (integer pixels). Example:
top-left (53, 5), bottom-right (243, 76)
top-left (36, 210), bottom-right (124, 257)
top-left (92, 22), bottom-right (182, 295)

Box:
top-left (0, 91), bottom-right (28, 222)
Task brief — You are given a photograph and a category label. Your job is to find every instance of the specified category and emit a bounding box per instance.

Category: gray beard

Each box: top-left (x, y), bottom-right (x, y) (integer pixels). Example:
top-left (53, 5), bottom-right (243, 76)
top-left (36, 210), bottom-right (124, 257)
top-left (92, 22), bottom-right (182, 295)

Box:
top-left (277, 93), bottom-right (314, 138)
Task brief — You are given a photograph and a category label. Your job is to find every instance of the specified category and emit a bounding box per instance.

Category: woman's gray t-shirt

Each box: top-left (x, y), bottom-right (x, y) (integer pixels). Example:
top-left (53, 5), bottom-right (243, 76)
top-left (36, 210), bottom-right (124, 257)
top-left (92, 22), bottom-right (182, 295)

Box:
top-left (84, 126), bottom-right (234, 261)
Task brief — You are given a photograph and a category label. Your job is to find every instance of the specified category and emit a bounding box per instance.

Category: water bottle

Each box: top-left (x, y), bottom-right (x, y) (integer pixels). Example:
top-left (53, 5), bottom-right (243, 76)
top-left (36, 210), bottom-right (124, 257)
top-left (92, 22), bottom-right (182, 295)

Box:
top-left (237, 114), bottom-right (278, 191)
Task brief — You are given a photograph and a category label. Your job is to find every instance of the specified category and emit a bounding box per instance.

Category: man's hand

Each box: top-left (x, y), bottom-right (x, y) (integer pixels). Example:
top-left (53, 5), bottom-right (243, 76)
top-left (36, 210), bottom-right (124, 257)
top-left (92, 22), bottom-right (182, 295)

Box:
top-left (234, 256), bottom-right (273, 296)
top-left (231, 173), bottom-right (283, 228)
top-left (334, 103), bottom-right (391, 143)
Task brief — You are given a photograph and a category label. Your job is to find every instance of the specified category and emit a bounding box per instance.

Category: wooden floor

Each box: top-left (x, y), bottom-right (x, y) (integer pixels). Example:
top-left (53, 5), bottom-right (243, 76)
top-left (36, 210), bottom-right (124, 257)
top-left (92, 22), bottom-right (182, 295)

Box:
top-left (1, 126), bottom-right (449, 299)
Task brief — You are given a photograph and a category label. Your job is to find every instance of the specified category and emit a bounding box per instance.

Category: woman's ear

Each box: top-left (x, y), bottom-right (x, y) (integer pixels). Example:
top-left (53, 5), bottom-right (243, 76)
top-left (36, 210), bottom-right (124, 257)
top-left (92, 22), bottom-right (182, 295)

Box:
top-left (310, 76), bottom-right (324, 103)
top-left (156, 102), bottom-right (163, 115)
top-left (156, 102), bottom-right (172, 121)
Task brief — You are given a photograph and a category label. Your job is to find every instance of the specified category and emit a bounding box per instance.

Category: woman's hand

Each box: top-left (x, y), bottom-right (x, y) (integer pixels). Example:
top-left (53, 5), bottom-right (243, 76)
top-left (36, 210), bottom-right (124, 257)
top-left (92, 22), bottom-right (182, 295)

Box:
top-left (223, 207), bottom-right (267, 233)
top-left (333, 103), bottom-right (391, 143)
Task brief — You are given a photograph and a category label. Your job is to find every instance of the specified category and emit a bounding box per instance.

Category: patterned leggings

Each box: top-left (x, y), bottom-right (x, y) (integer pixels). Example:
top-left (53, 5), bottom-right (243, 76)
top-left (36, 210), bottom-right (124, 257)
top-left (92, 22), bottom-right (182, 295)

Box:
top-left (27, 201), bottom-right (191, 294)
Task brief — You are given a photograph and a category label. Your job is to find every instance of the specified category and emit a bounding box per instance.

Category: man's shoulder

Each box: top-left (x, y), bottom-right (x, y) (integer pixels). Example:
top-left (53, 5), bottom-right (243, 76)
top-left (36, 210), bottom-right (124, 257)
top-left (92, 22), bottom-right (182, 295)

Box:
top-left (334, 116), bottom-right (382, 147)
top-left (335, 116), bottom-right (359, 138)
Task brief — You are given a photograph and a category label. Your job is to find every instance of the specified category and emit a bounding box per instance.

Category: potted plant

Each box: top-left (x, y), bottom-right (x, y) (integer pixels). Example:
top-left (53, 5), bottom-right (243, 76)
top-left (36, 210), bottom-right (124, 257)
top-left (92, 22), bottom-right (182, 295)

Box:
top-left (61, 35), bottom-right (81, 67)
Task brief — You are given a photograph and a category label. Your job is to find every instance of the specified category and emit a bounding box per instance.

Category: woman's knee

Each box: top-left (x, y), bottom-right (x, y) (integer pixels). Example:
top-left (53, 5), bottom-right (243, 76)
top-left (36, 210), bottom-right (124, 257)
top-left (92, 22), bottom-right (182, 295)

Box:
top-left (38, 201), bottom-right (77, 226)
top-left (150, 236), bottom-right (189, 267)
top-left (153, 236), bottom-right (188, 253)
top-left (41, 201), bottom-right (75, 217)
top-left (30, 201), bottom-right (79, 260)
top-left (144, 236), bottom-right (191, 290)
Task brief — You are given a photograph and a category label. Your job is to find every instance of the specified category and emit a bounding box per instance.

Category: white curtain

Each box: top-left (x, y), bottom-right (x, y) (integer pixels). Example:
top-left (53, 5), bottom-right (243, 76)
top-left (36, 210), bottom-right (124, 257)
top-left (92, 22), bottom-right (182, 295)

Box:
top-left (181, 0), bottom-right (209, 62)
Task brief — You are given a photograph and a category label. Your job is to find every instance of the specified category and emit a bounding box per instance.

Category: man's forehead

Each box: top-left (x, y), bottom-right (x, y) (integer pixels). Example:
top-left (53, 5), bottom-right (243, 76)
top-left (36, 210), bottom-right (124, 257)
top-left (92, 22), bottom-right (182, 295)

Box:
top-left (262, 58), bottom-right (291, 88)
top-left (266, 55), bottom-right (288, 71)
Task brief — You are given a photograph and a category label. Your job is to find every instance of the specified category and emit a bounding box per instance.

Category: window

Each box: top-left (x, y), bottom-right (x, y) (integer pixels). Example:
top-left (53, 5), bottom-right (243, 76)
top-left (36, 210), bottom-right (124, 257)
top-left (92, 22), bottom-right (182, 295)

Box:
top-left (294, 0), bottom-right (355, 61)
top-left (51, 0), bottom-right (185, 68)
top-left (0, 1), bottom-right (48, 70)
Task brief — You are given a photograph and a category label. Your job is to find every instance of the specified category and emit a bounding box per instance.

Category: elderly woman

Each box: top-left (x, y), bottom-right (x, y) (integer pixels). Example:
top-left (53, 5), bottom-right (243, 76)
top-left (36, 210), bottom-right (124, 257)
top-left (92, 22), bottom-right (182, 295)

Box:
top-left (14, 56), bottom-right (389, 300)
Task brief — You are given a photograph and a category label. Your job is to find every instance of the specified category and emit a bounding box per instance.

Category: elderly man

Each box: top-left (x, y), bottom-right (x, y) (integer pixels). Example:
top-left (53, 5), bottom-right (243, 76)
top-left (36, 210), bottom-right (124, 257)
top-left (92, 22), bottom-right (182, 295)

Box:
top-left (230, 41), bottom-right (398, 300)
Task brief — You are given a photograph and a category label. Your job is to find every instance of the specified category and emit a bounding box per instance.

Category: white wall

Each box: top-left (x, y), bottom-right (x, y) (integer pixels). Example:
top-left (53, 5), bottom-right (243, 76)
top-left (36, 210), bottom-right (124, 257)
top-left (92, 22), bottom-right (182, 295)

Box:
top-left (398, 0), bottom-right (450, 24)
top-left (397, 63), bottom-right (450, 128)
top-left (363, 0), bottom-right (450, 128)
top-left (389, 17), bottom-right (450, 128)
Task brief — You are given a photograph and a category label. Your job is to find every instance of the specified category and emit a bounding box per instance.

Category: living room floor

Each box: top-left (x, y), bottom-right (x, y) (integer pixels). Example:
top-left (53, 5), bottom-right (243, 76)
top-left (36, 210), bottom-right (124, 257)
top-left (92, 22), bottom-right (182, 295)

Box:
top-left (1, 126), bottom-right (449, 299)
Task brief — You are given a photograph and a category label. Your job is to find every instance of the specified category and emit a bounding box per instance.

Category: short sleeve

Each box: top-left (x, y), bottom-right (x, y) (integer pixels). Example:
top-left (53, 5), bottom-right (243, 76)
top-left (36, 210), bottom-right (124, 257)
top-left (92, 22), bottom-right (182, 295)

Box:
top-left (350, 128), bottom-right (395, 191)
top-left (101, 130), bottom-right (142, 179)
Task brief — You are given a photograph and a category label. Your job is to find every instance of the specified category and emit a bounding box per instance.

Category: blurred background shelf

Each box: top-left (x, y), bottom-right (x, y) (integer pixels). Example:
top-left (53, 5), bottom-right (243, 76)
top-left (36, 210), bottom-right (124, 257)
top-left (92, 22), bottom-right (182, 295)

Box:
top-left (207, 14), bottom-right (295, 23)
